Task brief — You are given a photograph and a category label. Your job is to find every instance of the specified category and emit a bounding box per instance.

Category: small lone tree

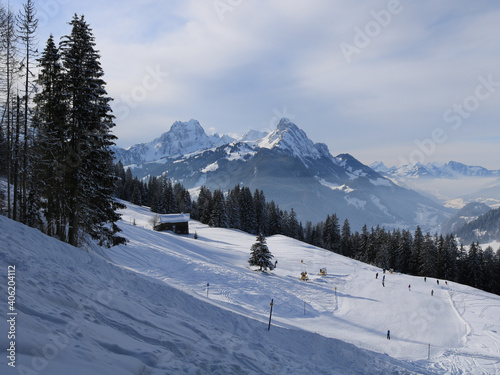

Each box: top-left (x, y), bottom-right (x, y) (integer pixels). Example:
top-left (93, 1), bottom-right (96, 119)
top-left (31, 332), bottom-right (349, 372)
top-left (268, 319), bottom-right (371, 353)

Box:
top-left (249, 233), bottom-right (274, 271)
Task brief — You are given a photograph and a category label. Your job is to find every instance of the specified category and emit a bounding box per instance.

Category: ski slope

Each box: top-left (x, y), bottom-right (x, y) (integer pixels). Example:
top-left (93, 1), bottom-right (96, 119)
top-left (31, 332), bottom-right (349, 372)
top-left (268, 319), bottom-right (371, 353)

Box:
top-left (113, 203), bottom-right (500, 374)
top-left (0, 202), bottom-right (499, 374)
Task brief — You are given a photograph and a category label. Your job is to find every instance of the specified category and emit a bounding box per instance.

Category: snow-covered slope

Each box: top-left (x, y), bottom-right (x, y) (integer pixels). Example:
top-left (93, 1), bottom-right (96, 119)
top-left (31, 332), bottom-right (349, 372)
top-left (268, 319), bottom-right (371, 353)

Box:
top-left (2, 203), bottom-right (499, 374)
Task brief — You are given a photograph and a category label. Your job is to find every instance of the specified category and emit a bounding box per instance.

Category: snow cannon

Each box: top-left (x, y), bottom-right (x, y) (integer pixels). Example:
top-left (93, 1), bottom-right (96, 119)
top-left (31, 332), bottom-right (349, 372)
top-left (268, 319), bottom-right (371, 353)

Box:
top-left (300, 271), bottom-right (309, 281)
top-left (320, 268), bottom-right (327, 276)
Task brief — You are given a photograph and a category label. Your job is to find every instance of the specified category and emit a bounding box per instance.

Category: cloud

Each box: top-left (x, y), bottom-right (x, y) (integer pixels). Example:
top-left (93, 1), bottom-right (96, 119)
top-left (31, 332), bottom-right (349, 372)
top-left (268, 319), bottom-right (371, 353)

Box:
top-left (16, 0), bottom-right (500, 168)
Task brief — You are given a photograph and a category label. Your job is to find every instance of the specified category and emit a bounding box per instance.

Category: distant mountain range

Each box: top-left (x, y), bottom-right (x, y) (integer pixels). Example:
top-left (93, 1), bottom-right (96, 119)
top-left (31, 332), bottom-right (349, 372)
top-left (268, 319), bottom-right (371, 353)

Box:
top-left (371, 161), bottom-right (500, 210)
top-left (371, 161), bottom-right (500, 179)
top-left (114, 119), bottom-right (452, 230)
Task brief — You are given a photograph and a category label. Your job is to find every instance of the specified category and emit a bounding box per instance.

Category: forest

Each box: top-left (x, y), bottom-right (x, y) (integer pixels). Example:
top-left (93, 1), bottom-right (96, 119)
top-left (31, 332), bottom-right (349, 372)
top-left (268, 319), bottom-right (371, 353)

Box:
top-left (0, 2), bottom-right (124, 247)
top-left (113, 162), bottom-right (500, 296)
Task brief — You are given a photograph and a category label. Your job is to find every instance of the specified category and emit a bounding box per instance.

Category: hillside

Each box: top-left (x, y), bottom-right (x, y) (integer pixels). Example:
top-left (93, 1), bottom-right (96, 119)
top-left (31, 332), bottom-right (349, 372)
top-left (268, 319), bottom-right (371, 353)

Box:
top-left (1, 203), bottom-right (500, 374)
top-left (453, 207), bottom-right (500, 244)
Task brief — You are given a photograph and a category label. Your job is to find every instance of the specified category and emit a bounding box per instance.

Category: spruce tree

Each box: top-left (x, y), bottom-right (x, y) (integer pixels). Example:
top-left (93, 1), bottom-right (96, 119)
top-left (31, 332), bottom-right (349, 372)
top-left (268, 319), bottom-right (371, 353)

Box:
top-left (341, 218), bottom-right (352, 257)
top-left (248, 233), bottom-right (274, 271)
top-left (209, 189), bottom-right (227, 228)
top-left (16, 0), bottom-right (38, 223)
top-left (58, 15), bottom-right (123, 246)
top-left (32, 34), bottom-right (68, 238)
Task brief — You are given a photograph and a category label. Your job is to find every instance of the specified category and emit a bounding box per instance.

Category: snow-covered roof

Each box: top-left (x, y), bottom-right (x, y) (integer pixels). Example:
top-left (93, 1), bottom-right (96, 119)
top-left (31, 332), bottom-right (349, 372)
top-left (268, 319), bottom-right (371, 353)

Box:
top-left (158, 213), bottom-right (190, 223)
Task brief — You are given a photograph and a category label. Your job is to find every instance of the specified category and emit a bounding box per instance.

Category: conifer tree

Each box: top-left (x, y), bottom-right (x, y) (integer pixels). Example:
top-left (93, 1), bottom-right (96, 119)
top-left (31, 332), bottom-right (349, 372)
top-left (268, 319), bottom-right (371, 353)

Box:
top-left (341, 218), bottom-right (352, 257)
top-left (32, 34), bottom-right (68, 238)
top-left (209, 189), bottom-right (227, 228)
top-left (410, 226), bottom-right (424, 275)
top-left (419, 233), bottom-right (437, 277)
top-left (58, 14), bottom-right (123, 246)
top-left (248, 233), bottom-right (274, 271)
top-left (226, 185), bottom-right (241, 229)
top-left (16, 0), bottom-right (38, 223)
top-left (395, 229), bottom-right (412, 273)
top-left (197, 186), bottom-right (213, 224)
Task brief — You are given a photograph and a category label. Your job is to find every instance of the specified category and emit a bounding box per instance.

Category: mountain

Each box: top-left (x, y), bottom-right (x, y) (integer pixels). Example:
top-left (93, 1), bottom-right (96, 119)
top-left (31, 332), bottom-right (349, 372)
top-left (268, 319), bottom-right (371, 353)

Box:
top-left (114, 119), bottom-right (451, 230)
top-left (372, 161), bottom-right (500, 179)
top-left (452, 207), bottom-right (500, 244)
top-left (2, 203), bottom-right (499, 374)
top-left (440, 201), bottom-right (492, 235)
top-left (113, 119), bottom-right (234, 165)
top-left (372, 161), bottom-right (500, 209)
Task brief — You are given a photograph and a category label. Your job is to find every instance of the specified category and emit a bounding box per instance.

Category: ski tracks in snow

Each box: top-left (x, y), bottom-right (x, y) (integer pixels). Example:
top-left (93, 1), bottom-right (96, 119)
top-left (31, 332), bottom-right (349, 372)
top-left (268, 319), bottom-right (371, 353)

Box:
top-left (445, 286), bottom-right (500, 374)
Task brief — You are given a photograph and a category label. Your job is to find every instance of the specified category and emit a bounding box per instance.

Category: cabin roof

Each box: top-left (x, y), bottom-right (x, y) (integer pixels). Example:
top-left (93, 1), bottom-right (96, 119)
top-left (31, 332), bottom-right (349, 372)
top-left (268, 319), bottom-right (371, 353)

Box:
top-left (158, 213), bottom-right (190, 224)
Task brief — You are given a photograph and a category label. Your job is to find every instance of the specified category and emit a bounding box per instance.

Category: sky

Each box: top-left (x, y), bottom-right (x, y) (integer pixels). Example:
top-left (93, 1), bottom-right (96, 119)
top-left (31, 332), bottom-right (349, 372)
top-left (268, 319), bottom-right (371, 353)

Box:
top-left (9, 0), bottom-right (500, 169)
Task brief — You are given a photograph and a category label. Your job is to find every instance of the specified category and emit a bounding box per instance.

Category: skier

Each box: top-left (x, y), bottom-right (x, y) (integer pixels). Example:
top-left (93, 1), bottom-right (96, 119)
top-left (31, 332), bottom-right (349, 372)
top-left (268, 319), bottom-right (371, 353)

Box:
top-left (431, 290), bottom-right (434, 296)
top-left (437, 280), bottom-right (439, 285)
top-left (274, 260), bottom-right (278, 268)
top-left (376, 272), bottom-right (378, 279)
top-left (387, 330), bottom-right (391, 340)
top-left (424, 276), bottom-right (426, 282)
top-left (408, 284), bottom-right (411, 291)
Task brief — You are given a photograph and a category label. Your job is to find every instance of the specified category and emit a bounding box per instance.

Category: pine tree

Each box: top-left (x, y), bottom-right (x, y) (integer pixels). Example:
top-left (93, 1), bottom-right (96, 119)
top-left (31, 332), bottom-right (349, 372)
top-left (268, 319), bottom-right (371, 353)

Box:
top-left (248, 233), bottom-right (274, 271)
top-left (443, 234), bottom-right (458, 281)
top-left (419, 233), bottom-right (437, 277)
top-left (466, 242), bottom-right (483, 288)
top-left (32, 34), bottom-right (68, 238)
top-left (341, 218), bottom-right (352, 257)
top-left (410, 226), bottom-right (424, 275)
top-left (226, 185), bottom-right (241, 229)
top-left (197, 186), bottom-right (213, 224)
top-left (209, 189), bottom-right (227, 228)
top-left (58, 15), bottom-right (123, 246)
top-left (1, 5), bottom-right (18, 219)
top-left (253, 189), bottom-right (268, 235)
top-left (16, 0), bottom-right (38, 223)
top-left (395, 229), bottom-right (412, 274)
top-left (239, 187), bottom-right (257, 234)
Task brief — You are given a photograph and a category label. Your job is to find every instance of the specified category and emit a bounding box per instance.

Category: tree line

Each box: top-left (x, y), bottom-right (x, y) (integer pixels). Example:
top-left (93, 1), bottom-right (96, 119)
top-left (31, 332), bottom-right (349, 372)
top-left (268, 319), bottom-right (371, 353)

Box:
top-left (116, 171), bottom-right (500, 295)
top-left (0, 2), bottom-right (123, 247)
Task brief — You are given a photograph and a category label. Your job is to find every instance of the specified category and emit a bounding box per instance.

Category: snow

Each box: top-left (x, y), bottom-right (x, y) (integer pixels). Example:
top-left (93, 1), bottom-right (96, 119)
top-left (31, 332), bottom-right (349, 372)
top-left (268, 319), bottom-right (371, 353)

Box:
top-left (370, 178), bottom-right (392, 187)
top-left (201, 161), bottom-right (219, 173)
top-left (257, 118), bottom-right (325, 161)
top-left (344, 196), bottom-right (367, 209)
top-left (1, 202), bottom-right (500, 374)
top-left (370, 194), bottom-right (392, 217)
top-left (157, 213), bottom-right (190, 223)
top-left (317, 178), bottom-right (355, 193)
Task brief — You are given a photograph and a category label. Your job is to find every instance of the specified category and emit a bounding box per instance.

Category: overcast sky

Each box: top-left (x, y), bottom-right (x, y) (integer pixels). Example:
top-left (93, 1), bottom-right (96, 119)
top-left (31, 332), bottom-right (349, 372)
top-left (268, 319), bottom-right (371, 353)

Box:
top-left (11, 0), bottom-right (500, 169)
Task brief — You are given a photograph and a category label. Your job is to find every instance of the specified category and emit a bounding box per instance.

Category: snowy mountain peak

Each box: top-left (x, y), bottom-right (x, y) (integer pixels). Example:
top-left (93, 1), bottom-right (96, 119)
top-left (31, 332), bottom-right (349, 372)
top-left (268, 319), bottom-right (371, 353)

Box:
top-left (114, 119), bottom-right (234, 165)
top-left (258, 118), bottom-right (328, 160)
top-left (169, 119), bottom-right (205, 137)
top-left (238, 129), bottom-right (268, 143)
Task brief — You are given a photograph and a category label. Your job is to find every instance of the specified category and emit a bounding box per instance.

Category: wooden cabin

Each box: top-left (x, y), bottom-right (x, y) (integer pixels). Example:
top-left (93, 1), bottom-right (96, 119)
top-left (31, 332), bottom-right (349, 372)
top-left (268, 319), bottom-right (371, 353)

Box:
top-left (153, 213), bottom-right (190, 234)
